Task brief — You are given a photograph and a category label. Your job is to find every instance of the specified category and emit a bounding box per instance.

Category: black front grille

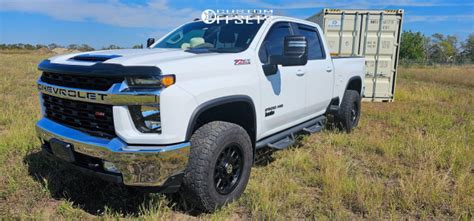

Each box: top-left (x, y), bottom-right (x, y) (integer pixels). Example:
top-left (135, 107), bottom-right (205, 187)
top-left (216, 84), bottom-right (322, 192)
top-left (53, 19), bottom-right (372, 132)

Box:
top-left (42, 94), bottom-right (115, 138)
top-left (41, 72), bottom-right (124, 91)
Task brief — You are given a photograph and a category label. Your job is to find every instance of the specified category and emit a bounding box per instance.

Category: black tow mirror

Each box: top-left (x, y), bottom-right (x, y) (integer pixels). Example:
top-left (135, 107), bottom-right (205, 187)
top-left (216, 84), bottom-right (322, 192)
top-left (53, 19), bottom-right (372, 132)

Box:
top-left (262, 35), bottom-right (308, 76)
top-left (147, 38), bottom-right (155, 48)
top-left (270, 35), bottom-right (308, 66)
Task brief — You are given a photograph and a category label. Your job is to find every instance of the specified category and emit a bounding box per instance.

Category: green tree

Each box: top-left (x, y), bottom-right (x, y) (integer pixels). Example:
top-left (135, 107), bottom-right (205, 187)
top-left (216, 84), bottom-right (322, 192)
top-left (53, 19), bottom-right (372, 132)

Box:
top-left (102, 44), bottom-right (122, 50)
top-left (24, 44), bottom-right (36, 50)
top-left (132, 44), bottom-right (143, 49)
top-left (400, 30), bottom-right (427, 63)
top-left (77, 44), bottom-right (94, 52)
top-left (428, 33), bottom-right (459, 63)
top-left (48, 43), bottom-right (60, 49)
top-left (461, 34), bottom-right (474, 62)
top-left (35, 44), bottom-right (48, 49)
top-left (67, 44), bottom-right (79, 50)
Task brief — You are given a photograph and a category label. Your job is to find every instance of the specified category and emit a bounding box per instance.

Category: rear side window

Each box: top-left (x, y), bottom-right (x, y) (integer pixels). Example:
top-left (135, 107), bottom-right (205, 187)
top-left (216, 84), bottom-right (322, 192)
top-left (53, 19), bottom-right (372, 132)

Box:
top-left (258, 22), bottom-right (292, 63)
top-left (297, 24), bottom-right (325, 60)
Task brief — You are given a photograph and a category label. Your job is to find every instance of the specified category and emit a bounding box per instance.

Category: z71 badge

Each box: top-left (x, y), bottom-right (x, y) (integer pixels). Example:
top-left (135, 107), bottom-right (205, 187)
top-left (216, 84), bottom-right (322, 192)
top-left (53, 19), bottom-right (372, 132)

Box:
top-left (234, 59), bottom-right (251, 65)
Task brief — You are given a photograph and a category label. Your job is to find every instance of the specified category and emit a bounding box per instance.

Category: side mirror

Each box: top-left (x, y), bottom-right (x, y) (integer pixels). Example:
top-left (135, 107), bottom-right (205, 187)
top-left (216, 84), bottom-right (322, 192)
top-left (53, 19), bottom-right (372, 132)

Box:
top-left (270, 35), bottom-right (308, 66)
top-left (262, 35), bottom-right (308, 76)
top-left (147, 38), bottom-right (156, 48)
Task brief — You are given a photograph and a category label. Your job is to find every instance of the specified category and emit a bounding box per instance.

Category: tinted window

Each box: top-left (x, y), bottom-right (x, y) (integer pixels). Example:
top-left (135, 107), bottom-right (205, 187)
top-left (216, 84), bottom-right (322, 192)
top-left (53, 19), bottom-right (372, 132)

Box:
top-left (297, 25), bottom-right (325, 60)
top-left (259, 22), bottom-right (292, 63)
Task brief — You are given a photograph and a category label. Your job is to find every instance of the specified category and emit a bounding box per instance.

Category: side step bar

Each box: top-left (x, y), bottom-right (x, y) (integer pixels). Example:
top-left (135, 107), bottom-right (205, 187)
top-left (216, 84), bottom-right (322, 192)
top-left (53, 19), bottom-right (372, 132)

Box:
top-left (256, 115), bottom-right (326, 150)
top-left (328, 105), bottom-right (339, 113)
top-left (303, 120), bottom-right (324, 133)
top-left (267, 134), bottom-right (295, 150)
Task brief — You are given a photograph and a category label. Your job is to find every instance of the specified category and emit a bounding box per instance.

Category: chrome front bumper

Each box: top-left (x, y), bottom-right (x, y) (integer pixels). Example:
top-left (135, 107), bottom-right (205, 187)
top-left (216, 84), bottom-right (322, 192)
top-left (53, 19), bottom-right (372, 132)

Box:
top-left (36, 118), bottom-right (190, 187)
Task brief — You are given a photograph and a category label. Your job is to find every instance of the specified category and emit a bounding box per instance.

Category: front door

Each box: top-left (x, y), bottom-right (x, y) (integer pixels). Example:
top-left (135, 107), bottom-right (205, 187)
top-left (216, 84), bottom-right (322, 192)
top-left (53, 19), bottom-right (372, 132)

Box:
top-left (257, 22), bottom-right (307, 138)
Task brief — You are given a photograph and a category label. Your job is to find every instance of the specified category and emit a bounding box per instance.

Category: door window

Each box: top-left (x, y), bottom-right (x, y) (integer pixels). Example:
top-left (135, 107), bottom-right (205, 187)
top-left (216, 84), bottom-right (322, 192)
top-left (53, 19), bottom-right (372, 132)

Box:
top-left (296, 24), bottom-right (325, 60)
top-left (258, 22), bottom-right (292, 64)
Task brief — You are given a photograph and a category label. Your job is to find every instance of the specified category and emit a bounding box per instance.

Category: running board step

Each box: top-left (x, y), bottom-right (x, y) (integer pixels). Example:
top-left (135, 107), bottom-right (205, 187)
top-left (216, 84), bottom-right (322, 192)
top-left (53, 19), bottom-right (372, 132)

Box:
top-left (303, 121), bottom-right (325, 133)
top-left (256, 115), bottom-right (327, 150)
top-left (328, 105), bottom-right (339, 114)
top-left (267, 135), bottom-right (295, 150)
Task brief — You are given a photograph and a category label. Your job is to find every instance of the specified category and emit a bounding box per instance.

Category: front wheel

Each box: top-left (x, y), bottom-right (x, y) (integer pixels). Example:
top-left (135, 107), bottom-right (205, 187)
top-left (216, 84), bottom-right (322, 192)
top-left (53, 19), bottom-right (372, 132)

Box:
top-left (335, 90), bottom-right (361, 133)
top-left (181, 121), bottom-right (253, 212)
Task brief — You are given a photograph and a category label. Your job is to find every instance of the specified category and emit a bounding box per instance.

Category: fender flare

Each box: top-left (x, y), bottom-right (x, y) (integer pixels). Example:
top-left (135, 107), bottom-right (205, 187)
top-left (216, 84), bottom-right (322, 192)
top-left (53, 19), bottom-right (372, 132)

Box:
top-left (185, 95), bottom-right (257, 141)
top-left (344, 76), bottom-right (363, 95)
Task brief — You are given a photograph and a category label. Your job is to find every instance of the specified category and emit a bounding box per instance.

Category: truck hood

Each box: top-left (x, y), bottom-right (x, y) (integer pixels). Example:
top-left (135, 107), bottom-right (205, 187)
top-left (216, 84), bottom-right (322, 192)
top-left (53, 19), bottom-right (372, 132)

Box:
top-left (47, 48), bottom-right (224, 67)
top-left (41, 48), bottom-right (253, 80)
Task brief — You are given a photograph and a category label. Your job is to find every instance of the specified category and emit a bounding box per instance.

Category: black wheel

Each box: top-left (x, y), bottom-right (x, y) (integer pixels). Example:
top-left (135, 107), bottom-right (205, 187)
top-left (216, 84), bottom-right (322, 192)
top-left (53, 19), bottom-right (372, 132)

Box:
top-left (214, 144), bottom-right (244, 195)
top-left (181, 121), bottom-right (253, 212)
top-left (335, 90), bottom-right (361, 133)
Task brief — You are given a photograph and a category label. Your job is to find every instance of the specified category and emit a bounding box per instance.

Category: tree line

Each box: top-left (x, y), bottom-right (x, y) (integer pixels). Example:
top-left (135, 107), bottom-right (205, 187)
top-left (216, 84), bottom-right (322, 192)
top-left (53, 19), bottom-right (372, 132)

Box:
top-left (400, 31), bottom-right (473, 65)
top-left (2, 31), bottom-right (473, 65)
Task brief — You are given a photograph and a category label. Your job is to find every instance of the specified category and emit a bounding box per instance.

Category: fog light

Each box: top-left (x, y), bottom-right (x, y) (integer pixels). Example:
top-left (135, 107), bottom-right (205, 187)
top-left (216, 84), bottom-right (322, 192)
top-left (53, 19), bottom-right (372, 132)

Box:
top-left (103, 161), bottom-right (120, 173)
top-left (129, 105), bottom-right (161, 133)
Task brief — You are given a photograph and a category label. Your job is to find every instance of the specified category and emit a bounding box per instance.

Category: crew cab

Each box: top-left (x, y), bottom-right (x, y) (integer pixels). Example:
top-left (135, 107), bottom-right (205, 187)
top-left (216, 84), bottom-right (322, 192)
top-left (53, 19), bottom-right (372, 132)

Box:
top-left (36, 15), bottom-right (364, 212)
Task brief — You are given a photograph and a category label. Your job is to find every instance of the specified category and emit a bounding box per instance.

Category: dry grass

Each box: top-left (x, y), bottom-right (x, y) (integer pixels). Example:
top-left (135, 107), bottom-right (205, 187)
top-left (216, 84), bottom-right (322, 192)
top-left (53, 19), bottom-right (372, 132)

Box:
top-left (0, 50), bottom-right (473, 220)
top-left (399, 65), bottom-right (474, 88)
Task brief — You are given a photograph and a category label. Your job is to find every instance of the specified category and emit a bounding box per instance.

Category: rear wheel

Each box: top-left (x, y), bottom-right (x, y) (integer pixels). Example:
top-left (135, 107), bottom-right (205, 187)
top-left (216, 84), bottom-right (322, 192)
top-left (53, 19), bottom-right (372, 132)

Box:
top-left (335, 90), bottom-right (361, 133)
top-left (181, 121), bottom-right (252, 212)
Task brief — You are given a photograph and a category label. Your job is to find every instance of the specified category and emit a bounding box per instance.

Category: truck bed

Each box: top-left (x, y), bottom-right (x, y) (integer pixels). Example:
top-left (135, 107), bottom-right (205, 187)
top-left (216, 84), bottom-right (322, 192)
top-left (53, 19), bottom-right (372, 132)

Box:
top-left (332, 57), bottom-right (366, 100)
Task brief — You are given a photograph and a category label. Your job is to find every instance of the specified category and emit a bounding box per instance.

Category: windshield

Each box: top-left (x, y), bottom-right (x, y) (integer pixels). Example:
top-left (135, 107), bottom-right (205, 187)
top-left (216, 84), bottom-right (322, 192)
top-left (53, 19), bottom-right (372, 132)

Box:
top-left (153, 20), bottom-right (264, 53)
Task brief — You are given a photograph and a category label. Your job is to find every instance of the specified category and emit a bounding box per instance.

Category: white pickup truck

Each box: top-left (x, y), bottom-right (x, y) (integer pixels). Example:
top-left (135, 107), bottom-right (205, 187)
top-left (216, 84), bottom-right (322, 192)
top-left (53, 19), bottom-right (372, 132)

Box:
top-left (36, 15), bottom-right (364, 211)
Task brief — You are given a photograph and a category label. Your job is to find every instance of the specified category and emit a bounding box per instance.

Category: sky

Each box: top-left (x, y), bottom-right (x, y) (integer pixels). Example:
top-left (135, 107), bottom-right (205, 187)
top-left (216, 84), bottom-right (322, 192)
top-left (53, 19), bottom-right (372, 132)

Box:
top-left (0, 0), bottom-right (473, 49)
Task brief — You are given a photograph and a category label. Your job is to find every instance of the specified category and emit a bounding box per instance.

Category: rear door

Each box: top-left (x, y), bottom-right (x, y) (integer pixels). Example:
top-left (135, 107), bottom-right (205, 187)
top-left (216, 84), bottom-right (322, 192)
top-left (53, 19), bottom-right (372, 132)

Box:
top-left (257, 22), bottom-right (307, 137)
top-left (294, 23), bottom-right (334, 115)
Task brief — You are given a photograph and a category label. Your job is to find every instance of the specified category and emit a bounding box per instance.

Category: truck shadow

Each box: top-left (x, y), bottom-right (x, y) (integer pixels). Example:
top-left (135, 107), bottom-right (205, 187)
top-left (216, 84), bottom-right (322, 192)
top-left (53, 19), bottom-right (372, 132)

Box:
top-left (24, 150), bottom-right (161, 216)
top-left (23, 145), bottom-right (291, 217)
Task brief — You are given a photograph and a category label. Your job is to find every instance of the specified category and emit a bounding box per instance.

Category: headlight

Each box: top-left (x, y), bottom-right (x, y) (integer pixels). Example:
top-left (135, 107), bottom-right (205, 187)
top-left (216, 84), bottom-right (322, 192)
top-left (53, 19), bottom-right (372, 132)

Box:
top-left (129, 105), bottom-right (161, 133)
top-left (126, 75), bottom-right (175, 89)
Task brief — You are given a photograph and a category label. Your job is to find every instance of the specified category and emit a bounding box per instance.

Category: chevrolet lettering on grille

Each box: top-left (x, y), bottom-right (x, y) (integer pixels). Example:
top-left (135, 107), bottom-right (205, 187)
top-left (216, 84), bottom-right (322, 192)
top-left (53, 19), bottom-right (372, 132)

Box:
top-left (38, 83), bottom-right (107, 101)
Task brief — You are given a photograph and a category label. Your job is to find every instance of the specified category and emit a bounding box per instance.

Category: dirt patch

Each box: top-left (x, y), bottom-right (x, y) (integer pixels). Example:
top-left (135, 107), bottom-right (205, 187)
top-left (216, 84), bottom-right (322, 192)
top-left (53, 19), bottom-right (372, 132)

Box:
top-left (34, 47), bottom-right (51, 55)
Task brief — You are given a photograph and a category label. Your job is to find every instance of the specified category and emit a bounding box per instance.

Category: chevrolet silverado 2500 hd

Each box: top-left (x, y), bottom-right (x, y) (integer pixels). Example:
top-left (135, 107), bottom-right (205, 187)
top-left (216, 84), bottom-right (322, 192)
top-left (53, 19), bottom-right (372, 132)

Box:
top-left (36, 16), bottom-right (365, 211)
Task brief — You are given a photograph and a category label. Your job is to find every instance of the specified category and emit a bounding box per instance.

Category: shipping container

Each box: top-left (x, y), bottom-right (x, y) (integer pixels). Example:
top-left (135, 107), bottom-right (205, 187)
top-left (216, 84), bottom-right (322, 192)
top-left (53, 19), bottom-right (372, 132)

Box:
top-left (307, 9), bottom-right (404, 102)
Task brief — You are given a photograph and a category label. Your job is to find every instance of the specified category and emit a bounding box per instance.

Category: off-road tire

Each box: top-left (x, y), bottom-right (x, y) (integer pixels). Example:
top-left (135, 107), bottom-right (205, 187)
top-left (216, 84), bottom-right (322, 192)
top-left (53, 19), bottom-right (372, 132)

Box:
top-left (181, 121), bottom-right (253, 212)
top-left (335, 90), bottom-right (361, 133)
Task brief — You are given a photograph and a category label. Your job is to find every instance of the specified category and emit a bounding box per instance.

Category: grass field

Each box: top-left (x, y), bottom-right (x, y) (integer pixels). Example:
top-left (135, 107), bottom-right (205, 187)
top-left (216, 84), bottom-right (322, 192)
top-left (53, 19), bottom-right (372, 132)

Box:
top-left (0, 51), bottom-right (472, 220)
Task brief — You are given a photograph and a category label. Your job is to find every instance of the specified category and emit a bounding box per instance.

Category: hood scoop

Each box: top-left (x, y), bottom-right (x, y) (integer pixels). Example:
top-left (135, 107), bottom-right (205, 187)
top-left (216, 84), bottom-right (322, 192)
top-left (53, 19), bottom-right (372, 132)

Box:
top-left (70, 54), bottom-right (122, 62)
